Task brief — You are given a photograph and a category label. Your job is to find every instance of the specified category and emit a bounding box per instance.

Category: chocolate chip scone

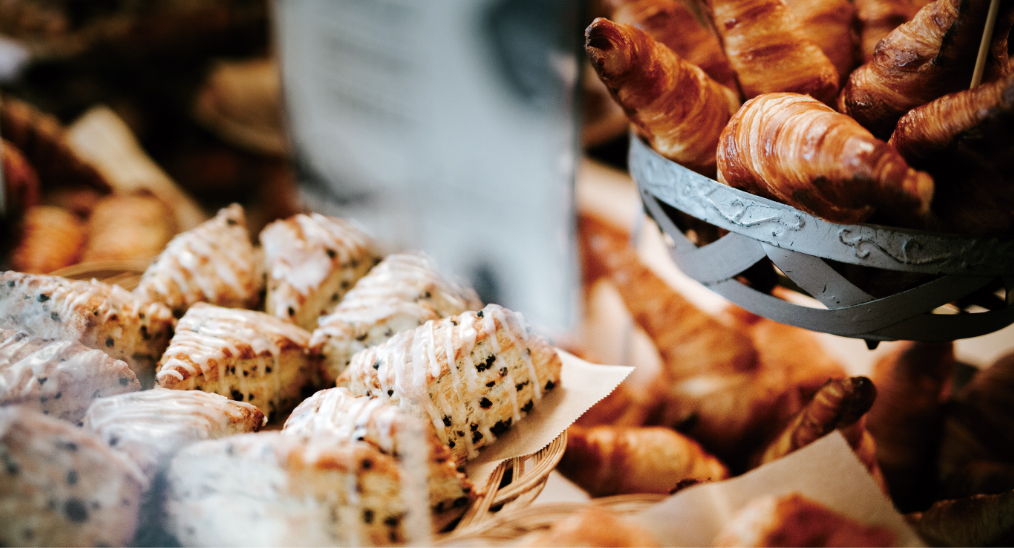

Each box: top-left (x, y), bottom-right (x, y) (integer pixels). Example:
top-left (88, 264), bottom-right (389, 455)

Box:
top-left (82, 388), bottom-right (264, 482)
top-left (0, 328), bottom-right (139, 423)
top-left (0, 272), bottom-right (175, 387)
top-left (134, 203), bottom-right (263, 317)
top-left (310, 253), bottom-right (482, 384)
top-left (0, 406), bottom-right (146, 547)
top-left (164, 432), bottom-right (436, 546)
top-left (261, 213), bottom-right (378, 330)
top-left (155, 303), bottom-right (315, 421)
top-left (284, 387), bottom-right (476, 530)
top-left (338, 303), bottom-right (563, 463)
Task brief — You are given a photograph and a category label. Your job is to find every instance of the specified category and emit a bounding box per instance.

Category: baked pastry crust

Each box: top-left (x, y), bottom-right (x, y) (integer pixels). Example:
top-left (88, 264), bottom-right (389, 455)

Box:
top-left (82, 388), bottom-right (264, 481)
top-left (11, 205), bottom-right (86, 274)
top-left (163, 432), bottom-right (438, 546)
top-left (155, 302), bottom-right (314, 421)
top-left (0, 406), bottom-right (146, 547)
top-left (135, 203), bottom-right (261, 316)
top-left (81, 192), bottom-right (178, 263)
top-left (310, 253), bottom-right (481, 383)
top-left (339, 304), bottom-right (563, 463)
top-left (284, 387), bottom-right (476, 529)
top-left (0, 328), bottom-right (139, 423)
top-left (261, 213), bottom-right (378, 330)
top-left (0, 272), bottom-right (175, 387)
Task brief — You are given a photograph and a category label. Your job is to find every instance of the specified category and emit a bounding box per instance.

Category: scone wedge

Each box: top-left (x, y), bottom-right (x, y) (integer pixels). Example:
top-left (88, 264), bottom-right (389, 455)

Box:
top-left (338, 303), bottom-right (562, 463)
top-left (155, 303), bottom-right (315, 421)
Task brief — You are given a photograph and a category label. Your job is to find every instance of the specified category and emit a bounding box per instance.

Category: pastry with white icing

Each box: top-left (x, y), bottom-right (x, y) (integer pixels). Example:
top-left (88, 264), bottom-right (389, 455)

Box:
top-left (155, 303), bottom-right (315, 421)
top-left (337, 303), bottom-right (563, 463)
top-left (0, 406), bottom-right (146, 547)
top-left (82, 388), bottom-right (264, 482)
top-left (0, 328), bottom-right (139, 423)
top-left (310, 253), bottom-right (482, 384)
top-left (283, 387), bottom-right (475, 529)
top-left (260, 213), bottom-right (378, 330)
top-left (0, 272), bottom-right (175, 387)
top-left (135, 203), bottom-right (263, 317)
top-left (164, 432), bottom-right (436, 546)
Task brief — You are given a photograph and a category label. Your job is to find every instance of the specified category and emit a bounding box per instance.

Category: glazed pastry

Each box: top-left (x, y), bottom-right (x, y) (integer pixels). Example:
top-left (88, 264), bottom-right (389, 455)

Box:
top-left (1, 138), bottom-right (40, 216)
top-left (521, 506), bottom-right (661, 547)
top-left (0, 406), bottom-right (145, 547)
top-left (854, 0), bottom-right (931, 61)
top-left (714, 493), bottom-right (897, 547)
top-left (310, 253), bottom-right (482, 384)
top-left (0, 328), bottom-right (139, 423)
top-left (908, 490), bottom-right (1014, 548)
top-left (134, 203), bottom-right (262, 316)
top-left (558, 425), bottom-right (729, 496)
top-left (705, 0), bottom-right (839, 103)
top-left (584, 17), bottom-right (740, 176)
top-left (839, 0), bottom-right (1014, 139)
top-left (600, 0), bottom-right (738, 89)
top-left (784, 0), bottom-right (857, 82)
top-left (866, 342), bottom-right (954, 511)
top-left (889, 73), bottom-right (1014, 234)
top-left (261, 212), bottom-right (378, 330)
top-left (717, 93), bottom-right (933, 225)
top-left (163, 432), bottom-right (439, 546)
top-left (81, 192), bottom-right (178, 263)
top-left (155, 303), bottom-right (315, 422)
top-left (283, 387), bottom-right (476, 530)
top-left (82, 388), bottom-right (264, 482)
top-left (11, 206), bottom-right (86, 274)
top-left (338, 303), bottom-right (562, 463)
top-left (0, 272), bottom-right (175, 387)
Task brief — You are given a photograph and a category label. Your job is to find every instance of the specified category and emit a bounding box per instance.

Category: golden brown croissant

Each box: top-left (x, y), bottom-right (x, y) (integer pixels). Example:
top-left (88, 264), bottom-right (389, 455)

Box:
top-left (81, 192), bottom-right (178, 262)
top-left (889, 73), bottom-right (1014, 234)
top-left (559, 425), bottom-right (729, 496)
top-left (1, 139), bottom-right (39, 216)
top-left (854, 0), bottom-right (931, 62)
top-left (585, 17), bottom-right (740, 175)
top-left (705, 0), bottom-right (839, 103)
top-left (600, 0), bottom-right (738, 89)
top-left (907, 490), bottom-right (1014, 548)
top-left (839, 0), bottom-right (1014, 140)
top-left (521, 506), bottom-right (661, 547)
top-left (717, 92), bottom-right (934, 225)
top-left (866, 342), bottom-right (954, 510)
top-left (11, 206), bottom-right (86, 274)
top-left (784, 0), bottom-right (858, 84)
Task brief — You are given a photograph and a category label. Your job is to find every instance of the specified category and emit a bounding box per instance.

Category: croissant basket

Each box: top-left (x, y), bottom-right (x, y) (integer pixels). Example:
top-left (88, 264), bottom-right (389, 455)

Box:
top-left (630, 135), bottom-right (1014, 343)
top-left (47, 262), bottom-right (569, 534)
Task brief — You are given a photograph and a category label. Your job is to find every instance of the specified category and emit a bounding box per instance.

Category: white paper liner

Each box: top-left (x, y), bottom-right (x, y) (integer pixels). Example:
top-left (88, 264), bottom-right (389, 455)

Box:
top-left (630, 432), bottom-right (925, 547)
top-left (464, 350), bottom-right (633, 492)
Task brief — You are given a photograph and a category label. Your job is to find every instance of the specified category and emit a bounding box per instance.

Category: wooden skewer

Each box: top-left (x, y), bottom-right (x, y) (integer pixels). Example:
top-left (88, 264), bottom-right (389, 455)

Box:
top-left (970, 0), bottom-right (1002, 89)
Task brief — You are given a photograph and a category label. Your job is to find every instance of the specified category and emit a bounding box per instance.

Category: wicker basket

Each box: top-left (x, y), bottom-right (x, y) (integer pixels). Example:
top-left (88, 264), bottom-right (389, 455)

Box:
top-left (49, 261), bottom-right (567, 531)
top-left (630, 135), bottom-right (1014, 344)
top-left (439, 493), bottom-right (667, 545)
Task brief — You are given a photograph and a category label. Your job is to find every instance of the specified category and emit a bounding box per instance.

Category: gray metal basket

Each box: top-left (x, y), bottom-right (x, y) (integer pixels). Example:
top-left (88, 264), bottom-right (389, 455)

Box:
top-left (629, 135), bottom-right (1014, 343)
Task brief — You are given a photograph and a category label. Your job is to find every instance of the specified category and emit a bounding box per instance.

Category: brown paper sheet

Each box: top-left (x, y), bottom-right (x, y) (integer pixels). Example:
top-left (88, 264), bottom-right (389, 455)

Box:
top-left (631, 432), bottom-right (924, 547)
top-left (464, 350), bottom-right (633, 491)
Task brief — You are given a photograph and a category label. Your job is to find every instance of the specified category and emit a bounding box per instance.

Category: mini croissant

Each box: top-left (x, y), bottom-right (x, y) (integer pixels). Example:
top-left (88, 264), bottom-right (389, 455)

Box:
top-left (705, 0), bottom-right (839, 103)
top-left (717, 92), bottom-right (933, 225)
top-left (585, 17), bottom-right (740, 175)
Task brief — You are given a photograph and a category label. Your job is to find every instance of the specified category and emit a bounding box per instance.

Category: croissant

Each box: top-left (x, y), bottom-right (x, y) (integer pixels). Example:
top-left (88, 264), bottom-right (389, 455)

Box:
top-left (1, 139), bottom-right (39, 216)
top-left (521, 506), bottom-right (661, 547)
top-left (11, 206), bottom-right (86, 274)
top-left (865, 342), bottom-right (954, 511)
top-left (585, 17), bottom-right (740, 175)
top-left (705, 0), bottom-right (839, 103)
top-left (558, 425), bottom-right (729, 496)
top-left (839, 0), bottom-right (1014, 139)
top-left (81, 193), bottom-right (178, 262)
top-left (907, 490), bottom-right (1014, 548)
top-left (784, 0), bottom-right (858, 83)
top-left (717, 92), bottom-right (934, 225)
top-left (600, 0), bottom-right (738, 89)
top-left (889, 73), bottom-right (1014, 233)
top-left (854, 0), bottom-right (931, 62)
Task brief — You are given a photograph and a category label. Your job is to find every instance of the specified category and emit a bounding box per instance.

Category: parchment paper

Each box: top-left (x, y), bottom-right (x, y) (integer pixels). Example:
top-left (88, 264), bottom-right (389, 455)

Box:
top-left (631, 432), bottom-right (925, 547)
top-left (464, 350), bottom-right (633, 491)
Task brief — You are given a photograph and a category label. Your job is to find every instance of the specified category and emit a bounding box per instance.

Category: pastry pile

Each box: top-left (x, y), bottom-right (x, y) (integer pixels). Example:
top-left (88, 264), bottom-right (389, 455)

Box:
top-left (0, 204), bottom-right (562, 546)
top-left (591, 0), bottom-right (1014, 234)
